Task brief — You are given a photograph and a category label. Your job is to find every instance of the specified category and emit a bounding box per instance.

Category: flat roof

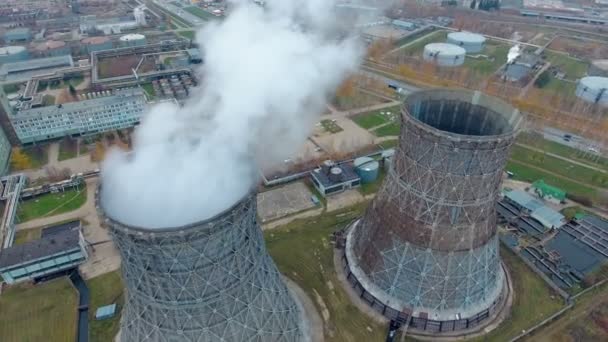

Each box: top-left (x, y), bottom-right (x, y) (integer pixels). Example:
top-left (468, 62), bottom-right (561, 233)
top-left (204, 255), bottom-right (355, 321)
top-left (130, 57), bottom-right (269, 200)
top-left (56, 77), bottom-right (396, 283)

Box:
top-left (0, 229), bottom-right (81, 269)
top-left (13, 88), bottom-right (145, 120)
top-left (0, 55), bottom-right (73, 76)
top-left (312, 162), bottom-right (360, 188)
top-left (42, 220), bottom-right (81, 239)
top-left (504, 190), bottom-right (565, 228)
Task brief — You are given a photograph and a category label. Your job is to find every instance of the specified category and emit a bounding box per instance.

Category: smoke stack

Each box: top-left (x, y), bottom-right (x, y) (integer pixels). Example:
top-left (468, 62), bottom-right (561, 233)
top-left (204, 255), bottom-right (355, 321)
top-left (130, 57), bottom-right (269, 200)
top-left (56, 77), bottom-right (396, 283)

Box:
top-left (96, 189), bottom-right (308, 341)
top-left (343, 89), bottom-right (522, 333)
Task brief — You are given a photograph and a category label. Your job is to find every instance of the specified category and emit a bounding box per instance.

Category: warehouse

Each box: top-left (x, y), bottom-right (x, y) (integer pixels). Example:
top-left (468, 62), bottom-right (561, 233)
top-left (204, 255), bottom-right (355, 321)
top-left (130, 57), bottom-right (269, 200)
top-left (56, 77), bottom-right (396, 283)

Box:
top-left (503, 189), bottom-right (566, 230)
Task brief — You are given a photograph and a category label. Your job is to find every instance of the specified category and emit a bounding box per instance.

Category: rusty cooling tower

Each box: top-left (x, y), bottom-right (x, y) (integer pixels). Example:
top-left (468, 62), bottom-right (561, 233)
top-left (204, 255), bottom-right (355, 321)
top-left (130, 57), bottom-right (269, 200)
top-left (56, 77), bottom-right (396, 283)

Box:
top-left (344, 89), bottom-right (522, 333)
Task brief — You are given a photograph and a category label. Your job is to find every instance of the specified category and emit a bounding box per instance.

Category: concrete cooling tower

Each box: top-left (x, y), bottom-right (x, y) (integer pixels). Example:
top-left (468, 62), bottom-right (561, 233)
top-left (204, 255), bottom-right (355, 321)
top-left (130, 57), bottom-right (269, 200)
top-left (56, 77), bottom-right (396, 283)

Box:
top-left (97, 190), bottom-right (307, 341)
top-left (343, 89), bottom-right (522, 333)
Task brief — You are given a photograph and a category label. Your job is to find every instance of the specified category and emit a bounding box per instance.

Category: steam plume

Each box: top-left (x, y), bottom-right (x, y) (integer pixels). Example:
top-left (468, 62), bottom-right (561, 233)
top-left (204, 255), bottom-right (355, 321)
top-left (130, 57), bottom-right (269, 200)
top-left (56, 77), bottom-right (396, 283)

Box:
top-left (100, 0), bottom-right (363, 228)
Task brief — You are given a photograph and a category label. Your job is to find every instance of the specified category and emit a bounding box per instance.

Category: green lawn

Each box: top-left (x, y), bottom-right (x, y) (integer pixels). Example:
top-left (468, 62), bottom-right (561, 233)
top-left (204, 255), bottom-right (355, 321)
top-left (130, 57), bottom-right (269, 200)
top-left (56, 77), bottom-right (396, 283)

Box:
top-left (22, 145), bottom-right (48, 169)
top-left (373, 123), bottom-right (400, 137)
top-left (378, 139), bottom-right (399, 150)
top-left (42, 94), bottom-right (56, 106)
top-left (13, 226), bottom-right (43, 245)
top-left (396, 30), bottom-right (448, 55)
top-left (58, 138), bottom-right (79, 161)
top-left (321, 119), bottom-right (343, 134)
top-left (506, 160), bottom-right (597, 197)
top-left (544, 51), bottom-right (588, 80)
top-left (509, 145), bottom-right (608, 189)
top-left (464, 42), bottom-right (511, 75)
top-left (88, 271), bottom-right (124, 342)
top-left (468, 247), bottom-right (564, 342)
top-left (265, 204), bottom-right (387, 342)
top-left (178, 30), bottom-right (196, 40)
top-left (184, 6), bottom-right (219, 21)
top-left (518, 133), bottom-right (608, 171)
top-left (351, 106), bottom-right (399, 129)
top-left (0, 278), bottom-right (77, 342)
top-left (17, 186), bottom-right (87, 222)
top-left (141, 82), bottom-right (156, 99)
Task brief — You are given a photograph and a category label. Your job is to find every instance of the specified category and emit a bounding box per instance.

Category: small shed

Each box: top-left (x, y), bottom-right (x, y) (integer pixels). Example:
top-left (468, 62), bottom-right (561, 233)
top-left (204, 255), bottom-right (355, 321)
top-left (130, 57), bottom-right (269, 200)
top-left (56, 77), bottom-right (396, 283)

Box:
top-left (95, 304), bottom-right (117, 320)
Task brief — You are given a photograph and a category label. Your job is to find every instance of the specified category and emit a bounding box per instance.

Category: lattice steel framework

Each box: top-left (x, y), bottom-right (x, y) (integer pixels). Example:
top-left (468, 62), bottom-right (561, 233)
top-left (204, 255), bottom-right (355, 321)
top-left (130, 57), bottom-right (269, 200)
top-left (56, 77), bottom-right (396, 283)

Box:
top-left (97, 191), bottom-right (306, 342)
top-left (347, 89), bottom-right (522, 323)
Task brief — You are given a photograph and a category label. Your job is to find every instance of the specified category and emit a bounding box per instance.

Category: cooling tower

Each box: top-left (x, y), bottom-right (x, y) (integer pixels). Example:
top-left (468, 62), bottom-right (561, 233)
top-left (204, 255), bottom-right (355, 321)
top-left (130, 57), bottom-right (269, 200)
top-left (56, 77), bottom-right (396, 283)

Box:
top-left (96, 190), bottom-right (307, 341)
top-left (344, 89), bottom-right (522, 333)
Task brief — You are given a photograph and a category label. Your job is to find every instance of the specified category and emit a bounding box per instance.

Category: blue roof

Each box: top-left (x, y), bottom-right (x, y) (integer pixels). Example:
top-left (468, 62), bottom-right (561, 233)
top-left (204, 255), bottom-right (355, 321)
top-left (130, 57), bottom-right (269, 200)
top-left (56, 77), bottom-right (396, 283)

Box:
top-left (95, 304), bottom-right (117, 319)
top-left (505, 190), bottom-right (543, 211)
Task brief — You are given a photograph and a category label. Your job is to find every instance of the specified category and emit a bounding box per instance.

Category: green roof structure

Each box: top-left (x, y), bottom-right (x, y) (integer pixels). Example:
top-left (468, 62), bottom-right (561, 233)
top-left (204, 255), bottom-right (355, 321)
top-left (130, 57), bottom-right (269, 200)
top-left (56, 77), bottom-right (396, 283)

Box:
top-left (532, 179), bottom-right (566, 201)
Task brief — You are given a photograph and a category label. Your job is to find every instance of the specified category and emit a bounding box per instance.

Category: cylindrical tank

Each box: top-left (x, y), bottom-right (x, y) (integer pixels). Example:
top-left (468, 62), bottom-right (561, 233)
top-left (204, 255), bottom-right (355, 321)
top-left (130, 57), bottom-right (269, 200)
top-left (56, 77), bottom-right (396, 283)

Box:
top-left (96, 190), bottom-right (307, 341)
top-left (576, 76), bottom-right (608, 106)
top-left (34, 40), bottom-right (69, 57)
top-left (329, 166), bottom-right (343, 182)
top-left (447, 31), bottom-right (486, 53)
top-left (423, 43), bottom-right (466, 67)
top-left (345, 89), bottom-right (523, 331)
top-left (119, 33), bottom-right (146, 47)
top-left (354, 157), bottom-right (379, 184)
top-left (81, 36), bottom-right (113, 54)
top-left (589, 59), bottom-right (608, 77)
top-left (0, 46), bottom-right (29, 64)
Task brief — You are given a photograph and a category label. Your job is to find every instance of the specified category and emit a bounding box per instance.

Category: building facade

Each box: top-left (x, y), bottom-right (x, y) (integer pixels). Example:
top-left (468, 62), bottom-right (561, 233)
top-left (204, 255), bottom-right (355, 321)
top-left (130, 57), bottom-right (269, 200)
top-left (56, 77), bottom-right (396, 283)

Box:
top-left (11, 89), bottom-right (146, 144)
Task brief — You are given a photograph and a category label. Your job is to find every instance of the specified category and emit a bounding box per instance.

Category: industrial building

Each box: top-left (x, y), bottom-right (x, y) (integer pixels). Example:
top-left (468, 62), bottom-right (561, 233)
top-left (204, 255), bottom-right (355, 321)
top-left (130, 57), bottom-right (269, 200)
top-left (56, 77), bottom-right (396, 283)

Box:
top-left (446, 31), bottom-right (486, 53)
top-left (531, 179), bottom-right (566, 204)
top-left (0, 224), bottom-right (88, 284)
top-left (0, 125), bottom-right (11, 174)
top-left (81, 36), bottom-right (113, 54)
top-left (504, 54), bottom-right (540, 82)
top-left (0, 46), bottom-right (29, 64)
top-left (3, 28), bottom-right (32, 43)
top-left (423, 43), bottom-right (466, 67)
top-left (118, 33), bottom-right (147, 47)
top-left (576, 76), bottom-right (608, 106)
top-left (504, 190), bottom-right (566, 230)
top-left (0, 55), bottom-right (74, 82)
top-left (97, 190), bottom-right (307, 341)
top-left (10, 88), bottom-right (146, 144)
top-left (33, 40), bottom-right (70, 58)
top-left (342, 89), bottom-right (523, 333)
top-left (311, 160), bottom-right (361, 197)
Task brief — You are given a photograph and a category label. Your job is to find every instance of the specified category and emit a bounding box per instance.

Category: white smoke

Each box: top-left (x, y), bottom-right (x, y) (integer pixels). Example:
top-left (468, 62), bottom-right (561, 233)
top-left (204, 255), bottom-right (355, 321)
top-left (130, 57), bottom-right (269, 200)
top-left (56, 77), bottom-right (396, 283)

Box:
top-left (507, 44), bottom-right (521, 64)
top-left (100, 0), bottom-right (363, 228)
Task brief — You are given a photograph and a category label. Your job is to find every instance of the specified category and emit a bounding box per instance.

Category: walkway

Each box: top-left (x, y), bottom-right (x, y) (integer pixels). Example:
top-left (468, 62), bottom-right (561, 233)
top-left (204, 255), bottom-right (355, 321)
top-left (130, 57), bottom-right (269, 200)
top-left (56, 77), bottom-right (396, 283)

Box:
top-left (69, 271), bottom-right (90, 342)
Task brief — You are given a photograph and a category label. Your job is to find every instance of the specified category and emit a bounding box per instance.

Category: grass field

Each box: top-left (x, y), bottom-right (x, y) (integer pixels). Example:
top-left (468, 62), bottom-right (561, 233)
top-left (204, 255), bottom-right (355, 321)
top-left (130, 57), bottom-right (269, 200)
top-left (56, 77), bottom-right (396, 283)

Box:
top-left (373, 123), bottom-right (400, 137)
top-left (506, 160), bottom-right (598, 199)
top-left (17, 187), bottom-right (87, 222)
top-left (141, 82), bottom-right (156, 99)
top-left (351, 106), bottom-right (399, 129)
top-left (265, 204), bottom-right (388, 342)
top-left (88, 271), bottom-right (124, 342)
top-left (468, 247), bottom-right (564, 342)
top-left (184, 6), bottom-right (218, 21)
top-left (509, 145), bottom-right (608, 189)
top-left (21, 145), bottom-right (48, 169)
top-left (518, 133), bottom-right (608, 171)
top-left (333, 89), bottom-right (388, 111)
top-left (13, 226), bottom-right (43, 245)
top-left (544, 52), bottom-right (588, 80)
top-left (524, 282), bottom-right (608, 342)
top-left (58, 138), bottom-right (79, 161)
top-left (321, 119), bottom-right (343, 134)
top-left (3, 83), bottom-right (20, 94)
top-left (0, 278), bottom-right (77, 342)
top-left (396, 30), bottom-right (448, 55)
top-left (464, 42), bottom-right (511, 75)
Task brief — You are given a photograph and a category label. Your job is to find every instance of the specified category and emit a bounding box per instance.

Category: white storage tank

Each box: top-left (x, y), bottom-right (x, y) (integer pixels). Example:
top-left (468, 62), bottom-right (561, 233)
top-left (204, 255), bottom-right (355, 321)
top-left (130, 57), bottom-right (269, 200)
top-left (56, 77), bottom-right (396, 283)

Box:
top-left (423, 43), bottom-right (466, 67)
top-left (0, 46), bottom-right (29, 64)
top-left (446, 31), bottom-right (486, 53)
top-left (576, 76), bottom-right (608, 106)
top-left (119, 33), bottom-right (146, 47)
